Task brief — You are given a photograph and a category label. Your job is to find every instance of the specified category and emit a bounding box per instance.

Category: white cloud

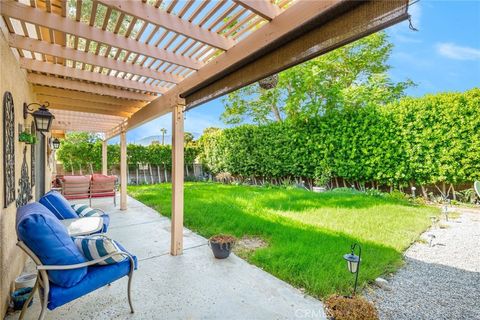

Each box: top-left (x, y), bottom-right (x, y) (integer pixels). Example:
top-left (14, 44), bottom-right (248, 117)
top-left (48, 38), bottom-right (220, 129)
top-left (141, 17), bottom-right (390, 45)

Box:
top-left (436, 43), bottom-right (480, 61)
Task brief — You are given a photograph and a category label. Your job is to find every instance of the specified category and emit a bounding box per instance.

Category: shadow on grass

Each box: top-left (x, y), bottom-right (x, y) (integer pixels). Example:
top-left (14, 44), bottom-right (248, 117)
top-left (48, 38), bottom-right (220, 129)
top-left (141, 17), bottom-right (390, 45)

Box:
top-left (129, 184), bottom-right (403, 298)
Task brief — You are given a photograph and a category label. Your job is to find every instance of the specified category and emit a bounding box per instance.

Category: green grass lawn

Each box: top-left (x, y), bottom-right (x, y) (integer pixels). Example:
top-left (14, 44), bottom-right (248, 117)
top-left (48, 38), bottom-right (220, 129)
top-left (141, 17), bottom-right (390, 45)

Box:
top-left (128, 182), bottom-right (438, 298)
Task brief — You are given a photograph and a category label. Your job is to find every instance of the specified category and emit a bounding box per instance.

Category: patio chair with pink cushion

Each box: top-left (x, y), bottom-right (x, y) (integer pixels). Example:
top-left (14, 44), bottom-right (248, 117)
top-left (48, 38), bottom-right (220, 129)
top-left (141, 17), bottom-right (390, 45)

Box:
top-left (60, 175), bottom-right (91, 201)
top-left (90, 174), bottom-right (117, 207)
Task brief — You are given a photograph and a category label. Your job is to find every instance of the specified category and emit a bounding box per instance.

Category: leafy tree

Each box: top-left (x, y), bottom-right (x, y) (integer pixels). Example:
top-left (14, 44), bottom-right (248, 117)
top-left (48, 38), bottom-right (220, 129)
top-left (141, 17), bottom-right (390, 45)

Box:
top-left (184, 132), bottom-right (195, 145)
top-left (221, 32), bottom-right (413, 125)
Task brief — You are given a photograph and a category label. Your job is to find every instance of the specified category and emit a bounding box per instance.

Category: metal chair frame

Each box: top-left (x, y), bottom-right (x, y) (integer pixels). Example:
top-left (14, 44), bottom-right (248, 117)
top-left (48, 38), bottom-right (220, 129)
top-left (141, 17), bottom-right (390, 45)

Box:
top-left (16, 238), bottom-right (135, 320)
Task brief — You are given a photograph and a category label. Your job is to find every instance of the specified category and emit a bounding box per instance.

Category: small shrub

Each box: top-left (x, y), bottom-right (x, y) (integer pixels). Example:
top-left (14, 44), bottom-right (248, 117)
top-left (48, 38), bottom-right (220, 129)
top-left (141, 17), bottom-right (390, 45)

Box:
top-left (364, 188), bottom-right (385, 197)
top-left (325, 295), bottom-right (378, 320)
top-left (386, 190), bottom-right (406, 201)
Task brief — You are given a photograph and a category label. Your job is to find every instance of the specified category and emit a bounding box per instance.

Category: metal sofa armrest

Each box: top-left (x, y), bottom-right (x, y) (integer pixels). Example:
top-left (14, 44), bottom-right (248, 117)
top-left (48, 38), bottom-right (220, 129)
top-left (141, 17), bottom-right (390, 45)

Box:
top-left (37, 251), bottom-right (134, 271)
top-left (91, 207), bottom-right (106, 215)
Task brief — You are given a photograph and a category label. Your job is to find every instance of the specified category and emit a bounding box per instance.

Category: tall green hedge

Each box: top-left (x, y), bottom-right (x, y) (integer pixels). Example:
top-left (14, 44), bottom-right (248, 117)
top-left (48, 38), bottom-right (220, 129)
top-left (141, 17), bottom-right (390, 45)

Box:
top-left (199, 89), bottom-right (480, 187)
top-left (58, 142), bottom-right (199, 173)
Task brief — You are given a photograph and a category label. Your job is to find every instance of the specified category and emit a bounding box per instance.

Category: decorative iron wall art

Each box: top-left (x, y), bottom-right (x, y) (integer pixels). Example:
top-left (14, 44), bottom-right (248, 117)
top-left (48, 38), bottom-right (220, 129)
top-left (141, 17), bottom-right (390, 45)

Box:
top-left (3, 91), bottom-right (15, 208)
top-left (16, 146), bottom-right (32, 208)
top-left (31, 122), bottom-right (35, 188)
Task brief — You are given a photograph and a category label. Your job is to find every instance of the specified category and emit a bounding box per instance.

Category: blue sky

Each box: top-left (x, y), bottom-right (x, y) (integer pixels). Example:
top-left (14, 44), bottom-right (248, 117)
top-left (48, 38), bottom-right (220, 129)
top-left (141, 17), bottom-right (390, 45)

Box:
top-left (118, 0), bottom-right (480, 144)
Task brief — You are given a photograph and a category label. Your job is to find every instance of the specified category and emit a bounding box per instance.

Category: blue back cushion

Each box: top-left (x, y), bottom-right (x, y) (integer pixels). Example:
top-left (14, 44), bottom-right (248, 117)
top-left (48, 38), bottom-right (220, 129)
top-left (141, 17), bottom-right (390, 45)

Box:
top-left (39, 191), bottom-right (78, 220)
top-left (16, 203), bottom-right (87, 288)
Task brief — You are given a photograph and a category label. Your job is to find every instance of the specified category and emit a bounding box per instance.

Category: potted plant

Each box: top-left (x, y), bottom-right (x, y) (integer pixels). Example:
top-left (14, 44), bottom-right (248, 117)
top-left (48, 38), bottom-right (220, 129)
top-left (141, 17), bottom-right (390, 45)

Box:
top-left (19, 131), bottom-right (36, 144)
top-left (208, 234), bottom-right (236, 259)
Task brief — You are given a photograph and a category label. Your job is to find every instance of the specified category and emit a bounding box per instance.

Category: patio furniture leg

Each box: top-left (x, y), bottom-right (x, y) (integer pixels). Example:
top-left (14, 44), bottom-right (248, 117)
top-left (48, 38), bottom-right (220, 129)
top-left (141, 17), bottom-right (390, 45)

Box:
top-left (127, 255), bottom-right (134, 313)
top-left (38, 281), bottom-right (49, 320)
top-left (19, 277), bottom-right (39, 320)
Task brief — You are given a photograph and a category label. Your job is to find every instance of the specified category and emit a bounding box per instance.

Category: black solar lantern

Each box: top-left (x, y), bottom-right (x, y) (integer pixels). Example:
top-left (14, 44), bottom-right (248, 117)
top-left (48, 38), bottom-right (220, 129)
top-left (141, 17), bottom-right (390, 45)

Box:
top-left (52, 138), bottom-right (61, 150)
top-left (24, 102), bottom-right (55, 133)
top-left (343, 243), bottom-right (362, 296)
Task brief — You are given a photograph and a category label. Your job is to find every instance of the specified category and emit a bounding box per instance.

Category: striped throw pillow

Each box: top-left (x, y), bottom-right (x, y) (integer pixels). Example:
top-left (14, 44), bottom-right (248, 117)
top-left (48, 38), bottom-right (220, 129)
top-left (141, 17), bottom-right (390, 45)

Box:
top-left (72, 236), bottom-right (126, 265)
top-left (71, 204), bottom-right (103, 218)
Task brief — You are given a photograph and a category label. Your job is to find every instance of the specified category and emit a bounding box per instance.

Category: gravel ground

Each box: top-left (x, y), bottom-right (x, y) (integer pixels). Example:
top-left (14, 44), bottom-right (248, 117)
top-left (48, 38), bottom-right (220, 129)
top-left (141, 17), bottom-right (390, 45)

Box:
top-left (366, 207), bottom-right (480, 320)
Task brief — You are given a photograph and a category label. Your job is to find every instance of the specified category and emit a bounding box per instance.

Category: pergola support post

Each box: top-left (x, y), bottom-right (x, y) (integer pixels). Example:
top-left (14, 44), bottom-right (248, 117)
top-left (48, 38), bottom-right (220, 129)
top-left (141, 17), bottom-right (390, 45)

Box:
top-left (170, 98), bottom-right (185, 256)
top-left (102, 140), bottom-right (108, 175)
top-left (120, 129), bottom-right (127, 210)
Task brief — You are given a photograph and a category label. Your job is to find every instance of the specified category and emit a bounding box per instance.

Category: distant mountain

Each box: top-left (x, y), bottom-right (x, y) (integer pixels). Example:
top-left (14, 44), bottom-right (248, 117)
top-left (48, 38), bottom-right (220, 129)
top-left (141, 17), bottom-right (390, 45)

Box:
top-left (132, 132), bottom-right (201, 146)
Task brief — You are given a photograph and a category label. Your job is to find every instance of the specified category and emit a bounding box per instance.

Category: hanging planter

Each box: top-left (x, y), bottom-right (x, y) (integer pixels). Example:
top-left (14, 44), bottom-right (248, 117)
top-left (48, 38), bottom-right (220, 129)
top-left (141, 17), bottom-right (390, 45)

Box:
top-left (258, 74), bottom-right (278, 90)
top-left (19, 131), bottom-right (36, 144)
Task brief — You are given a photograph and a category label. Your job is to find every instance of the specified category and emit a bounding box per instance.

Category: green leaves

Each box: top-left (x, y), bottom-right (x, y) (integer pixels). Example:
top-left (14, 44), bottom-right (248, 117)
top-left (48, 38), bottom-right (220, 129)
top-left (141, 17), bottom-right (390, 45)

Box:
top-left (201, 88), bottom-right (480, 186)
top-left (221, 32), bottom-right (413, 124)
top-left (57, 133), bottom-right (200, 172)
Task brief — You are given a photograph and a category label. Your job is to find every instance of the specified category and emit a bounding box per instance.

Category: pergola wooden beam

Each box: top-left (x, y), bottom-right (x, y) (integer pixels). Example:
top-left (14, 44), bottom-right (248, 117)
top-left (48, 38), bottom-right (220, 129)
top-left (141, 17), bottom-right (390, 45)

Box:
top-left (52, 124), bottom-right (119, 132)
top-left (111, 0), bottom-right (348, 133)
top-left (9, 34), bottom-right (183, 84)
top-left (33, 86), bottom-right (146, 108)
top-left (233, 0), bottom-right (282, 20)
top-left (28, 74), bottom-right (155, 101)
top-left (36, 94), bottom-right (140, 114)
top-left (96, 0), bottom-right (235, 50)
top-left (48, 102), bottom-right (132, 117)
top-left (20, 58), bottom-right (166, 94)
top-left (0, 1), bottom-right (204, 70)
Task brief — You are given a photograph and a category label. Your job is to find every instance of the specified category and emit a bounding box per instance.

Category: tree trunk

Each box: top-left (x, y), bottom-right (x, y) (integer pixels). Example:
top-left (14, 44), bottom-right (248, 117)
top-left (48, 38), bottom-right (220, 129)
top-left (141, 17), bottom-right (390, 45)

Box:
top-left (335, 177), bottom-right (339, 188)
top-left (157, 165), bottom-right (161, 183)
top-left (149, 164), bottom-right (154, 184)
top-left (136, 167), bottom-right (139, 185)
top-left (271, 101), bottom-right (283, 122)
top-left (451, 184), bottom-right (456, 201)
top-left (421, 185), bottom-right (428, 198)
top-left (143, 165), bottom-right (148, 184)
top-left (164, 164), bottom-right (168, 183)
top-left (442, 181), bottom-right (446, 197)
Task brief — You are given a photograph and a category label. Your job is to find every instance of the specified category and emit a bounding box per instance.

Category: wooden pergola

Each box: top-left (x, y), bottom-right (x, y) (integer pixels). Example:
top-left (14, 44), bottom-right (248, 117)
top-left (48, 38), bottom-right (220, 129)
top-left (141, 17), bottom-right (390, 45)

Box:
top-left (0, 0), bottom-right (410, 255)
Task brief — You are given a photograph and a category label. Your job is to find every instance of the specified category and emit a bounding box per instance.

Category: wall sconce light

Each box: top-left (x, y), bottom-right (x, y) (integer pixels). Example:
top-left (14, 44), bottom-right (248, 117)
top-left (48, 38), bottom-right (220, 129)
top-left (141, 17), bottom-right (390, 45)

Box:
top-left (52, 138), bottom-right (61, 150)
top-left (24, 102), bottom-right (55, 133)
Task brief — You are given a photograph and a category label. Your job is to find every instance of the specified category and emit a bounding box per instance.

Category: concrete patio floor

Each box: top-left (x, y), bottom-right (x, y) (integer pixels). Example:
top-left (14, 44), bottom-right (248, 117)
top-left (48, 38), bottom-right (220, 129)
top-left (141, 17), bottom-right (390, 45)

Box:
top-left (6, 195), bottom-right (326, 320)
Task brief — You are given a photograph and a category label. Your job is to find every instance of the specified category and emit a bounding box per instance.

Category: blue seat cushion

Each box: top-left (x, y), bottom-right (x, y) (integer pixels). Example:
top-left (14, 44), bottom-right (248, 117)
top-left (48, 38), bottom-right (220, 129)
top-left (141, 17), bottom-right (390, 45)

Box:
top-left (47, 243), bottom-right (137, 310)
top-left (39, 191), bottom-right (78, 220)
top-left (16, 203), bottom-right (87, 288)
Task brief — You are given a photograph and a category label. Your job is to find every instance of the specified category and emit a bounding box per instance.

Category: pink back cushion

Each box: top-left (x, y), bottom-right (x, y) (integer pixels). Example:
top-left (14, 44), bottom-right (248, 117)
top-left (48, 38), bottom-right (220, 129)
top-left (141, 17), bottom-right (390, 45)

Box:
top-left (62, 175), bottom-right (91, 195)
top-left (91, 174), bottom-right (116, 193)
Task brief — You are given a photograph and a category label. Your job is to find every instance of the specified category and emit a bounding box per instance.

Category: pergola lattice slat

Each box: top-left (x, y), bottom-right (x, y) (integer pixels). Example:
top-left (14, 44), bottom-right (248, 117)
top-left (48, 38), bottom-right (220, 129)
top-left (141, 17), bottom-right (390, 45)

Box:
top-left (35, 94), bottom-right (140, 114)
top-left (233, 0), bottom-right (282, 20)
top-left (32, 86), bottom-right (146, 108)
top-left (0, 1), bottom-right (204, 70)
top-left (19, 58), bottom-right (167, 94)
top-left (27, 73), bottom-right (156, 101)
top-left (96, 0), bottom-right (235, 50)
top-left (8, 34), bottom-right (183, 84)
top-left (48, 102), bottom-right (132, 117)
